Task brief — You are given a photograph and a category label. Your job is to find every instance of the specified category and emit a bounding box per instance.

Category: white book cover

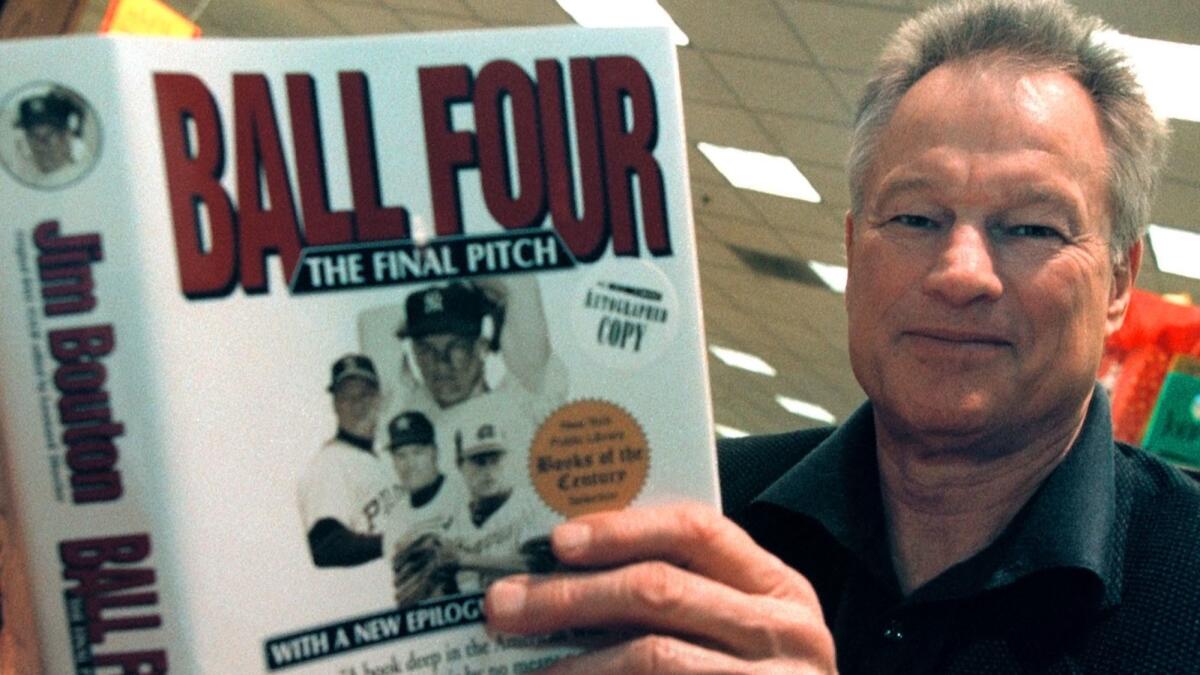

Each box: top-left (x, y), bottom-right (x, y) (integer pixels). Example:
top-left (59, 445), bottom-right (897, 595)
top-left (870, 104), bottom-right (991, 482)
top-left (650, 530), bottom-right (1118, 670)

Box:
top-left (0, 26), bottom-right (717, 674)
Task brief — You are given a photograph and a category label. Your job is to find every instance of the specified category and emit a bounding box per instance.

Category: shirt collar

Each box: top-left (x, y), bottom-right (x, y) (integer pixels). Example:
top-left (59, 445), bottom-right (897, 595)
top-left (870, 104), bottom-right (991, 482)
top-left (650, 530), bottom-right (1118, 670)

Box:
top-left (754, 386), bottom-right (1121, 606)
top-left (336, 428), bottom-right (375, 453)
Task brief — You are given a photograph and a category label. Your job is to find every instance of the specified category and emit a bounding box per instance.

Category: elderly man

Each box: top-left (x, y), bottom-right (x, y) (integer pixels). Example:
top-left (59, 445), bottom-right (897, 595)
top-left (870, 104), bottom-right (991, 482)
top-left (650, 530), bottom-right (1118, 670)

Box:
top-left (482, 1), bottom-right (1200, 672)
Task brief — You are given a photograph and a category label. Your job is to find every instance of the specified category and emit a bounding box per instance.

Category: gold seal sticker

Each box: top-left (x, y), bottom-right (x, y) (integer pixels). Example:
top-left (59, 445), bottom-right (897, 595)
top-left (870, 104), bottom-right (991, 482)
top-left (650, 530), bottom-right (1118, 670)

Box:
top-left (530, 399), bottom-right (649, 518)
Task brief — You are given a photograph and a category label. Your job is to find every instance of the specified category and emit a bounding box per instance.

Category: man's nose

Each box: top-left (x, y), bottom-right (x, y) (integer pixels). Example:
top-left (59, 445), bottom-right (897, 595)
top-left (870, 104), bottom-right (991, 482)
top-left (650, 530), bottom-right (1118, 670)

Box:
top-left (921, 223), bottom-right (1003, 306)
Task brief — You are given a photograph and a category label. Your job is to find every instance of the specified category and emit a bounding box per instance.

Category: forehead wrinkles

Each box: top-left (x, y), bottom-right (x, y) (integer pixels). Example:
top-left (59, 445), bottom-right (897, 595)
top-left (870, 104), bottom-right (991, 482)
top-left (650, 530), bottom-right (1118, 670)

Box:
top-left (865, 62), bottom-right (1111, 229)
top-left (872, 164), bottom-right (1084, 221)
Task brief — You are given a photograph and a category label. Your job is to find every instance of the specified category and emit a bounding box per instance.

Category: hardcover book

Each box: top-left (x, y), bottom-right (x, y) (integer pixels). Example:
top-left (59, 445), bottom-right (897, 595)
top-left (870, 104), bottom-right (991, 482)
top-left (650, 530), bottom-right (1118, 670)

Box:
top-left (0, 26), bottom-right (717, 673)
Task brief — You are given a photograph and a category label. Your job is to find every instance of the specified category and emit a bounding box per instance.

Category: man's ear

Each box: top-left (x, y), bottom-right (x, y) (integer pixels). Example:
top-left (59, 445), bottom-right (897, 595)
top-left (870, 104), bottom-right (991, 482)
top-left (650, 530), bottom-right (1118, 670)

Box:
top-left (844, 210), bottom-right (856, 264)
top-left (843, 211), bottom-right (857, 309)
top-left (1106, 239), bottom-right (1143, 336)
top-left (474, 336), bottom-right (490, 357)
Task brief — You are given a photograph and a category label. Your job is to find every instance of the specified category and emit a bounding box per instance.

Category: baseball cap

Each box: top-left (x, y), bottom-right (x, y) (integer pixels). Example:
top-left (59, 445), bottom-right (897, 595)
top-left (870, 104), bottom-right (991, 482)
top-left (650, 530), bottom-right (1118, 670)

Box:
top-left (387, 411), bottom-right (435, 449)
top-left (15, 92), bottom-right (80, 131)
top-left (327, 354), bottom-right (379, 392)
top-left (398, 283), bottom-right (487, 340)
top-left (455, 421), bottom-right (508, 462)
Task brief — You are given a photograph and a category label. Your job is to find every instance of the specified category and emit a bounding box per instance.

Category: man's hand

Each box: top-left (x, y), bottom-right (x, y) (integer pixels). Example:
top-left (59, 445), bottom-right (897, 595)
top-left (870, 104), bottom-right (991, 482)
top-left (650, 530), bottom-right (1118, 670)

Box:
top-left (484, 503), bottom-right (836, 674)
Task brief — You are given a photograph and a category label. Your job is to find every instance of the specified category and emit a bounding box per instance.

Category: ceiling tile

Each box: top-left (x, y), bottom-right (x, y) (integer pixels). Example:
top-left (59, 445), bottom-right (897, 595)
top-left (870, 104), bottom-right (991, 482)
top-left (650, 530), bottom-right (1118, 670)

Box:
top-left (315, 3), bottom-right (410, 34)
top-left (780, 1), bottom-right (907, 72)
top-left (461, 0), bottom-right (570, 25)
top-left (757, 113), bottom-right (851, 169)
top-left (401, 11), bottom-right (487, 31)
top-left (857, 0), bottom-right (913, 8)
top-left (380, 0), bottom-right (475, 18)
top-left (664, 0), bottom-right (810, 62)
top-left (799, 163), bottom-right (852, 209)
top-left (1163, 120), bottom-right (1200, 186)
top-left (696, 229), bottom-right (748, 270)
top-left (201, 0), bottom-right (344, 36)
top-left (1074, 0), bottom-right (1200, 45)
top-left (699, 213), bottom-right (791, 255)
top-left (706, 53), bottom-right (848, 120)
top-left (826, 70), bottom-right (870, 116)
top-left (1150, 178), bottom-right (1200, 236)
top-left (678, 48), bottom-right (739, 105)
top-left (686, 145), bottom-right (726, 184)
top-left (683, 100), bottom-right (775, 150)
top-left (779, 225), bottom-right (848, 267)
top-left (734, 192), bottom-right (817, 241)
top-left (691, 176), bottom-right (761, 222)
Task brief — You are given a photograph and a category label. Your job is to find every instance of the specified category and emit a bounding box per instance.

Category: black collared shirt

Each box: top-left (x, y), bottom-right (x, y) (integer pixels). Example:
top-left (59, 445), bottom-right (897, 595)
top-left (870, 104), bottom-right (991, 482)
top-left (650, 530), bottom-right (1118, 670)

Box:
top-left (720, 388), bottom-right (1200, 674)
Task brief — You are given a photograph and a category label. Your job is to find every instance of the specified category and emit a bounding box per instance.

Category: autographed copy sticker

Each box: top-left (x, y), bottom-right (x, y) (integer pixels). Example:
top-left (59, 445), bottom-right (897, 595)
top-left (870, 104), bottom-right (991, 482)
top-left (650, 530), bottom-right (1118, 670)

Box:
top-left (530, 399), bottom-right (649, 517)
top-left (570, 260), bottom-right (680, 370)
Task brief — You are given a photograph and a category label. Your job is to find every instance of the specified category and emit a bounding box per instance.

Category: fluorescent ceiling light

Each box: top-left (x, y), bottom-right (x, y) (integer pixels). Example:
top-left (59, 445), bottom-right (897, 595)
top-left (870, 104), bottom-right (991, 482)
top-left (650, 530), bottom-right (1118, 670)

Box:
top-left (808, 260), bottom-right (847, 293)
top-left (714, 424), bottom-right (749, 439)
top-left (697, 142), bottom-right (821, 203)
top-left (775, 395), bottom-right (836, 424)
top-left (556, 0), bottom-right (689, 46)
top-left (1147, 224), bottom-right (1200, 281)
top-left (1096, 31), bottom-right (1200, 123)
top-left (709, 344), bottom-right (777, 377)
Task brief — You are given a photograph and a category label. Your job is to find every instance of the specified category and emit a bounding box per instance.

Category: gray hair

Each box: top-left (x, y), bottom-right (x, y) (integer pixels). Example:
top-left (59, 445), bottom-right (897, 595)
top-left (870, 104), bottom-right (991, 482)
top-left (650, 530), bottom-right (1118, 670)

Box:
top-left (848, 0), bottom-right (1170, 258)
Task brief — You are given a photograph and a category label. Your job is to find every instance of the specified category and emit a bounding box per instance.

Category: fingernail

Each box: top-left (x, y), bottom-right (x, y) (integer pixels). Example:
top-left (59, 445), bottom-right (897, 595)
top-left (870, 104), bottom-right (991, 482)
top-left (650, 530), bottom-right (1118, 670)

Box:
top-left (554, 522), bottom-right (591, 557)
top-left (488, 579), bottom-right (527, 618)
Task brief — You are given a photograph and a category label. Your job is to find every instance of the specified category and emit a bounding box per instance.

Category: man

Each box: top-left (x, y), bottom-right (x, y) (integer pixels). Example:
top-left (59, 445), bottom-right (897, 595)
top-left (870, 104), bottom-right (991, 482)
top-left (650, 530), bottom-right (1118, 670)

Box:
top-left (481, 1), bottom-right (1200, 672)
top-left (12, 88), bottom-right (88, 183)
top-left (447, 420), bottom-right (543, 592)
top-left (384, 411), bottom-right (466, 606)
top-left (359, 276), bottom-right (567, 468)
top-left (381, 410), bottom-right (464, 544)
top-left (392, 419), bottom-right (541, 606)
top-left (298, 354), bottom-right (403, 567)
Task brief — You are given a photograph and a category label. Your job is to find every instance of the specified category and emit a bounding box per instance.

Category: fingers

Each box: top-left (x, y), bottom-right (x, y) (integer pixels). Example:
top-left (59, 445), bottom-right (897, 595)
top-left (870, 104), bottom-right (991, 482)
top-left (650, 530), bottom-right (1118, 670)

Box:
top-left (549, 502), bottom-right (814, 601)
top-left (482, 503), bottom-right (837, 672)
top-left (537, 635), bottom-right (758, 675)
top-left (485, 564), bottom-right (831, 662)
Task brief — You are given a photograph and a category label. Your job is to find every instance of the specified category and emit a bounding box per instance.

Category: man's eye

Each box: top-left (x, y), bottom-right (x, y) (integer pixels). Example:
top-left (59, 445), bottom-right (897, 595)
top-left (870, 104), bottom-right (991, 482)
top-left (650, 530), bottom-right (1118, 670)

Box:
top-left (1005, 224), bottom-right (1063, 239)
top-left (892, 214), bottom-right (937, 229)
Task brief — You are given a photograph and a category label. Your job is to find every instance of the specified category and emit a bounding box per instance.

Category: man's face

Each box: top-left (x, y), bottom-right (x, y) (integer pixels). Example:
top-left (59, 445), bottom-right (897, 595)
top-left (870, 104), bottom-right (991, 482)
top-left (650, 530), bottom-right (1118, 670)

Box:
top-left (458, 448), bottom-right (510, 500)
top-left (412, 333), bottom-right (486, 408)
top-left (332, 377), bottom-right (381, 437)
top-left (391, 442), bottom-right (439, 492)
top-left (25, 123), bottom-right (71, 174)
top-left (844, 61), bottom-right (1139, 453)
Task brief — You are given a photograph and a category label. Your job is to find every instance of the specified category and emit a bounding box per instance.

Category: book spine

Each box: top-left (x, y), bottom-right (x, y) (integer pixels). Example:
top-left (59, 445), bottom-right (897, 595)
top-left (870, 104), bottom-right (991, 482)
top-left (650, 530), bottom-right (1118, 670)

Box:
top-left (0, 37), bottom-right (180, 674)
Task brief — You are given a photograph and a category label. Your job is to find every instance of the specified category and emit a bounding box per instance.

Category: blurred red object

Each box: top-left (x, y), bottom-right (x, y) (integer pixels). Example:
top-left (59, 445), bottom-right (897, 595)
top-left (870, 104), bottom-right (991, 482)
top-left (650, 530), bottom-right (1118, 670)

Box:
top-left (1101, 289), bottom-right (1200, 445)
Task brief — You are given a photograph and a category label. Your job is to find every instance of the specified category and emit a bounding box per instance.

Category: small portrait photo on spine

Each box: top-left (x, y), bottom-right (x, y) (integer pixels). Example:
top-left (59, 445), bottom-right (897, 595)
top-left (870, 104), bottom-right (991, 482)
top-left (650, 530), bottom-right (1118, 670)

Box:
top-left (0, 82), bottom-right (101, 190)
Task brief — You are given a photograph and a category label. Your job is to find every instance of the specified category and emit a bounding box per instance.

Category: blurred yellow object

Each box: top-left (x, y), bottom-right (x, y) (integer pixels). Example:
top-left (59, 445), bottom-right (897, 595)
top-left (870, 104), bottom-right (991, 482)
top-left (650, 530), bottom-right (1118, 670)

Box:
top-left (99, 0), bottom-right (200, 37)
top-left (1162, 292), bottom-right (1194, 306)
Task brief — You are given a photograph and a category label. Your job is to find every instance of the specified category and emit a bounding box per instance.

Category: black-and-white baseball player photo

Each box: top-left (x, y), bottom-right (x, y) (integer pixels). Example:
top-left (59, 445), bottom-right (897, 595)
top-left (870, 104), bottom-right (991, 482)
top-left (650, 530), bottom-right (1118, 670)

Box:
top-left (391, 416), bottom-right (544, 607)
top-left (385, 411), bottom-right (463, 516)
top-left (0, 84), bottom-right (100, 189)
top-left (379, 410), bottom-right (466, 549)
top-left (298, 354), bottom-right (403, 568)
top-left (358, 276), bottom-right (568, 469)
top-left (446, 419), bottom-right (544, 592)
